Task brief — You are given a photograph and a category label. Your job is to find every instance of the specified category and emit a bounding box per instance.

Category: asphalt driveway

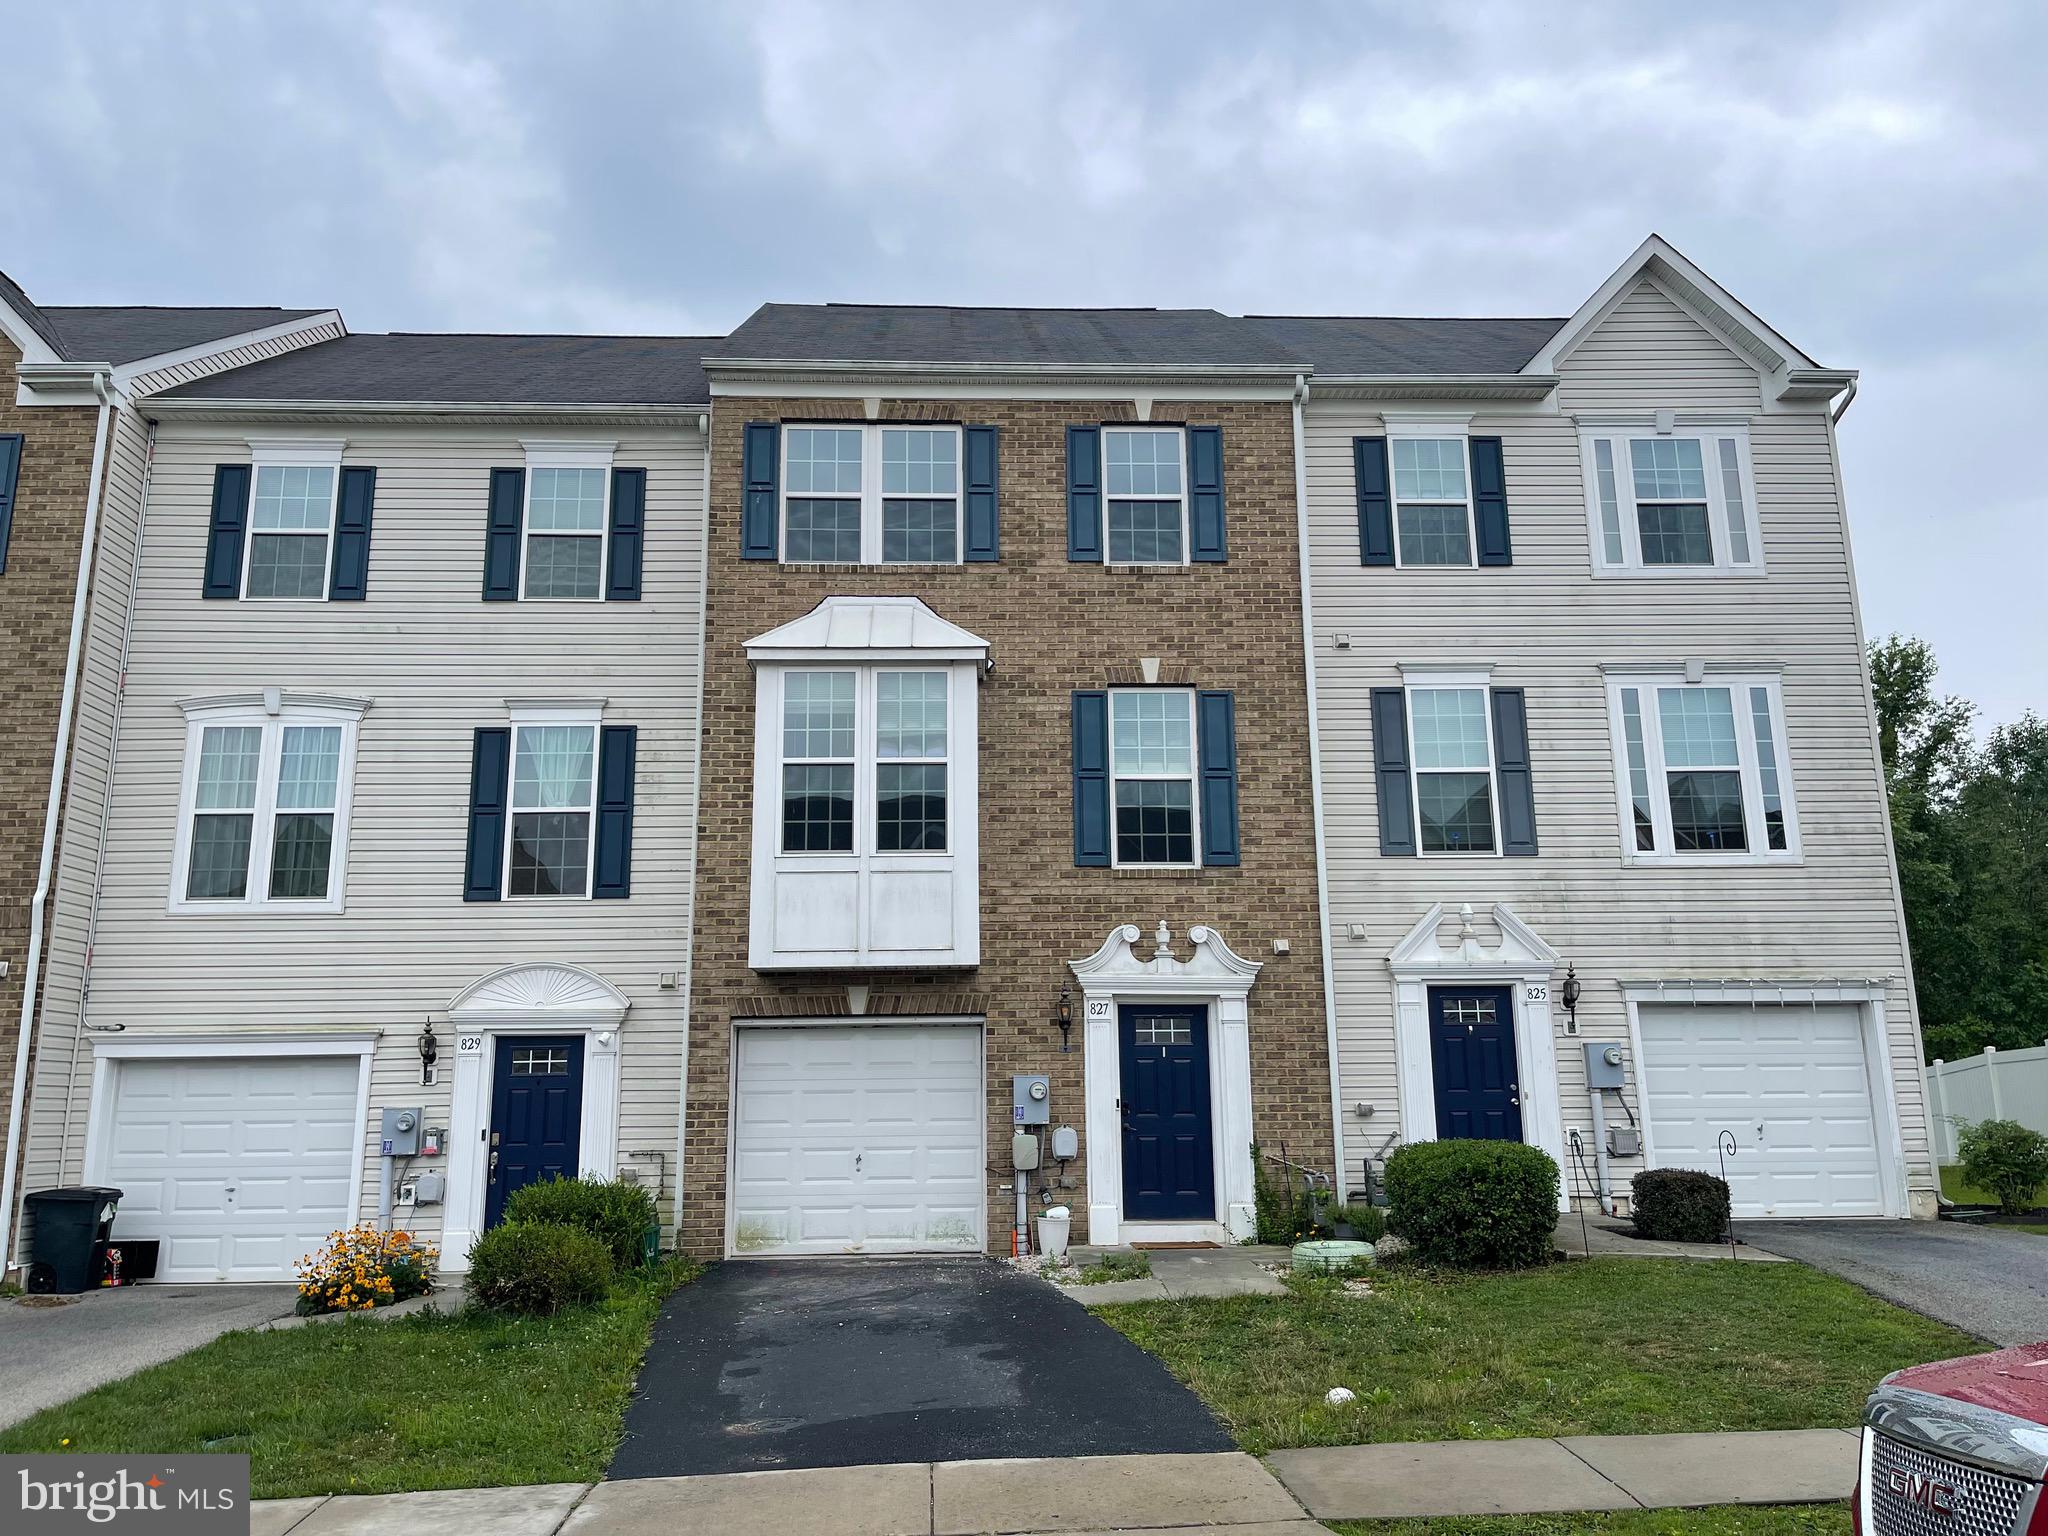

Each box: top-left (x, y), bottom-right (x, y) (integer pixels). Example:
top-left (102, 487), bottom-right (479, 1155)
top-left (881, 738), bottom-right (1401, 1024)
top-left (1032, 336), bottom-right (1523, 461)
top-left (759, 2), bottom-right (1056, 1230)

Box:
top-left (0, 1283), bottom-right (298, 1430)
top-left (610, 1258), bottom-right (1231, 1477)
top-left (1737, 1220), bottom-right (2048, 1346)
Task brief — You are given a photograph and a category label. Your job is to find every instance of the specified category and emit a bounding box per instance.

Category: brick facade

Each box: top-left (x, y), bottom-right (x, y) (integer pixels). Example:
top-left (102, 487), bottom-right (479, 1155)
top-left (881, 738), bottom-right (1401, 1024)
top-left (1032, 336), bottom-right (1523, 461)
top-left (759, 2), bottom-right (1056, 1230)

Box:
top-left (680, 395), bottom-right (1333, 1255)
top-left (0, 337), bottom-right (103, 1198)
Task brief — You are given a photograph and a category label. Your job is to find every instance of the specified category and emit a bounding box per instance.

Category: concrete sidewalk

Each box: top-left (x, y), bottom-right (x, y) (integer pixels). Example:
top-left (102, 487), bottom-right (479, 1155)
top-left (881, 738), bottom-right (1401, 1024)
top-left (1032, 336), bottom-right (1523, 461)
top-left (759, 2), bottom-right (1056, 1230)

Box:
top-left (1052, 1245), bottom-right (1290, 1306)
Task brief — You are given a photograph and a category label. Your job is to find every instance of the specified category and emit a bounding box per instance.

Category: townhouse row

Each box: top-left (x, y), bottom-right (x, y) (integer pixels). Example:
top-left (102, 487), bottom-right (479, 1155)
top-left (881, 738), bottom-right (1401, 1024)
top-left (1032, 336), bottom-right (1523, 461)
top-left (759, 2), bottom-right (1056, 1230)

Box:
top-left (0, 238), bottom-right (1933, 1282)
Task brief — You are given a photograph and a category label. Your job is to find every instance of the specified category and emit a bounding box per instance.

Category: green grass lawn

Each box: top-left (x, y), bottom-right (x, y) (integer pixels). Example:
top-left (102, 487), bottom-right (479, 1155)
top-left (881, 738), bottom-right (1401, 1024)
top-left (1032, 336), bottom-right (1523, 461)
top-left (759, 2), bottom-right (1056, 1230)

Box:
top-left (1099, 1258), bottom-right (1977, 1455)
top-left (1330, 1506), bottom-right (1849, 1536)
top-left (0, 1258), bottom-right (699, 1499)
top-left (1939, 1165), bottom-right (2048, 1232)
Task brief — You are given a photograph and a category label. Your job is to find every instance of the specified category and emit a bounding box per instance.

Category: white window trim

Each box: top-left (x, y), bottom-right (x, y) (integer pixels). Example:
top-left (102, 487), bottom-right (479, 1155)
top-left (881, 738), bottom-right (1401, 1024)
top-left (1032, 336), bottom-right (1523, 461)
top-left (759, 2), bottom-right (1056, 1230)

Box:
top-left (776, 666), bottom-right (861, 858)
top-left (875, 671), bottom-right (951, 855)
top-left (519, 441), bottom-right (615, 602)
top-left (1602, 669), bottom-right (1801, 866)
top-left (168, 691), bottom-right (370, 915)
top-left (503, 700), bottom-right (604, 901)
top-left (1579, 421), bottom-right (1764, 578)
top-left (773, 666), bottom-right (956, 860)
top-left (1108, 686), bottom-right (1202, 870)
top-left (1385, 418), bottom-right (1476, 571)
top-left (240, 437), bottom-right (345, 603)
top-left (1102, 425), bottom-right (1190, 568)
top-left (778, 423), bottom-right (965, 567)
top-left (1399, 667), bottom-right (1502, 859)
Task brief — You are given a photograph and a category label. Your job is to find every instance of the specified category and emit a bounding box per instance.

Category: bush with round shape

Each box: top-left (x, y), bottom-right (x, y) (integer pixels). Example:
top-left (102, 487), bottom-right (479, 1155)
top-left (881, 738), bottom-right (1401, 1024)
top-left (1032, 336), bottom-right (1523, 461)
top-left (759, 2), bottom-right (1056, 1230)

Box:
top-left (502, 1175), bottom-right (658, 1270)
top-left (1957, 1118), bottom-right (2048, 1215)
top-left (1630, 1168), bottom-right (1731, 1243)
top-left (1384, 1139), bottom-right (1560, 1269)
top-left (466, 1222), bottom-right (612, 1315)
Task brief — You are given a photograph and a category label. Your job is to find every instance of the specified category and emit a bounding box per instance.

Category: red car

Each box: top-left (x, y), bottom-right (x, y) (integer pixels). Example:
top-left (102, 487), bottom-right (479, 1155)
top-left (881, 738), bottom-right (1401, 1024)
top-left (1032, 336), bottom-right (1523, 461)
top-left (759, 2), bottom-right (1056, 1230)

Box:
top-left (1857, 1341), bottom-right (2048, 1533)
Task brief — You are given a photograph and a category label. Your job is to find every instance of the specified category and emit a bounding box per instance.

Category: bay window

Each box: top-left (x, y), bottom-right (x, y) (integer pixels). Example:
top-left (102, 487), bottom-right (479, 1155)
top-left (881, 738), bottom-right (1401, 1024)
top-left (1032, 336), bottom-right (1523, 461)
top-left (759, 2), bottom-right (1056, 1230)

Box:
top-left (1605, 670), bottom-right (1798, 864)
top-left (1581, 426), bottom-right (1761, 575)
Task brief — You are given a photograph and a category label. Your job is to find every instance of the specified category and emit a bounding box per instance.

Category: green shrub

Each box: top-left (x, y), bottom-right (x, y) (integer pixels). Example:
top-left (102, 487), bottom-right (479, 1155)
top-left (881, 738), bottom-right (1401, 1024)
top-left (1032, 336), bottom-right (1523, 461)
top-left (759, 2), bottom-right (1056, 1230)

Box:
top-left (1384, 1139), bottom-right (1560, 1269)
top-left (1333, 1204), bottom-right (1387, 1242)
top-left (1250, 1143), bottom-right (1316, 1243)
top-left (1630, 1168), bottom-right (1731, 1243)
top-left (1957, 1119), bottom-right (2048, 1215)
top-left (466, 1222), bottom-right (612, 1315)
top-left (503, 1175), bottom-right (658, 1270)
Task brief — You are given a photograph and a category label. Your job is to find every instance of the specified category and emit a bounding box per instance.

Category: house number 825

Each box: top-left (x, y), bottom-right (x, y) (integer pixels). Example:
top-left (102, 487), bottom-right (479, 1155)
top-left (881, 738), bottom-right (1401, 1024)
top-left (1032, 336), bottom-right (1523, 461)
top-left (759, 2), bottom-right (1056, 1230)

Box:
top-left (1523, 985), bottom-right (1548, 1003)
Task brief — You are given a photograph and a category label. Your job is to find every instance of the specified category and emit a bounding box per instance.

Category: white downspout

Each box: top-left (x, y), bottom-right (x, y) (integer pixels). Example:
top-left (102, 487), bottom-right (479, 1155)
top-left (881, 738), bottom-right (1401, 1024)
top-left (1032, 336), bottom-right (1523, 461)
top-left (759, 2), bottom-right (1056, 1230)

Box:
top-left (671, 411), bottom-right (713, 1247)
top-left (1292, 375), bottom-right (1350, 1196)
top-left (1, 370), bottom-right (115, 1273)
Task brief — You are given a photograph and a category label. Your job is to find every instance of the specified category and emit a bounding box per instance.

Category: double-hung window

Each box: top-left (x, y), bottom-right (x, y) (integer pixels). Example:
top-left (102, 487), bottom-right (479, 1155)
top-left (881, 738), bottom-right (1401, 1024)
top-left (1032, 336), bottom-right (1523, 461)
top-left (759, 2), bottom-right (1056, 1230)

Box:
top-left (172, 695), bottom-right (366, 912)
top-left (780, 671), bottom-right (857, 852)
top-left (1605, 671), bottom-right (1797, 863)
top-left (1103, 428), bottom-right (1187, 565)
top-left (507, 714), bottom-right (600, 896)
top-left (1109, 689), bottom-right (1198, 866)
top-left (1407, 683), bottom-right (1498, 854)
top-left (521, 445), bottom-right (612, 600)
top-left (1390, 435), bottom-right (1474, 567)
top-left (781, 425), bottom-right (962, 565)
top-left (244, 447), bottom-right (341, 599)
top-left (777, 669), bottom-right (950, 855)
top-left (876, 672), bottom-right (948, 850)
top-left (1581, 426), bottom-right (1761, 574)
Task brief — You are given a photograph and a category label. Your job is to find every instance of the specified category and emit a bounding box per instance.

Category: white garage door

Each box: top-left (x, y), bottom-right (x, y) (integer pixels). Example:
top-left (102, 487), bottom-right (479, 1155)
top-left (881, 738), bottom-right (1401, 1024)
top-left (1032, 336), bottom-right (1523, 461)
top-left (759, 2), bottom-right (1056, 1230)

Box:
top-left (730, 1023), bottom-right (983, 1256)
top-left (1638, 1004), bottom-right (1885, 1218)
top-left (101, 1056), bottom-right (361, 1282)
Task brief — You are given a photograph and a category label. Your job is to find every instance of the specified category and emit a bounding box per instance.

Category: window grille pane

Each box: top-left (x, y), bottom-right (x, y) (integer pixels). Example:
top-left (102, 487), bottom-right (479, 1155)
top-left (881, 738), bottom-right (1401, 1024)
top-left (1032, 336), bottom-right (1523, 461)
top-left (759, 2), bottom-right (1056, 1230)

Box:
top-left (1106, 499), bottom-right (1183, 563)
top-left (1718, 438), bottom-right (1751, 563)
top-left (1396, 504), bottom-right (1472, 565)
top-left (1409, 688), bottom-right (1491, 770)
top-left (509, 810), bottom-right (592, 895)
top-left (268, 812), bottom-right (334, 899)
top-left (782, 764), bottom-right (854, 852)
top-left (1656, 688), bottom-right (1740, 768)
top-left (785, 428), bottom-right (863, 494)
top-left (1629, 438), bottom-right (1707, 500)
top-left (195, 727), bottom-right (263, 810)
top-left (877, 672), bottom-right (947, 758)
top-left (1594, 438), bottom-right (1625, 565)
top-left (1620, 688), bottom-right (1656, 851)
top-left (880, 429), bottom-right (957, 495)
top-left (513, 725), bottom-right (596, 810)
top-left (1132, 1014), bottom-right (1194, 1045)
top-left (251, 465), bottom-right (335, 531)
top-left (511, 1047), bottom-right (571, 1075)
top-left (1750, 686), bottom-right (1786, 850)
top-left (1105, 430), bottom-right (1182, 496)
top-left (1667, 770), bottom-right (1748, 852)
top-left (783, 673), bottom-right (855, 760)
top-left (524, 534), bottom-right (602, 598)
top-left (876, 763), bottom-right (947, 851)
top-left (1391, 437), bottom-right (1468, 502)
top-left (187, 814), bottom-right (253, 900)
top-left (1114, 779), bottom-right (1194, 865)
top-left (246, 533), bottom-right (330, 598)
top-left (1636, 503), bottom-right (1715, 565)
top-left (1417, 770), bottom-right (1496, 853)
top-left (276, 726), bottom-right (341, 811)
top-left (1443, 996), bottom-right (1498, 1025)
top-left (880, 499), bottom-right (958, 563)
top-left (1110, 692), bottom-right (1194, 775)
top-left (785, 499), bottom-right (862, 562)
top-left (526, 467), bottom-right (607, 532)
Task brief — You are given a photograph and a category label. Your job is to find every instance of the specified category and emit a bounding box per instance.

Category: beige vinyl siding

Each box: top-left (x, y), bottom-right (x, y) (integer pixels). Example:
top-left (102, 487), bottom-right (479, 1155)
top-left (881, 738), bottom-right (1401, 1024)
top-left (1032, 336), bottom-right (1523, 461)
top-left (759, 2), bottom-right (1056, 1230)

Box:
top-left (19, 420), bottom-right (705, 1249)
top-left (1308, 294), bottom-right (1926, 1208)
top-left (1555, 279), bottom-right (1762, 412)
top-left (124, 320), bottom-right (346, 398)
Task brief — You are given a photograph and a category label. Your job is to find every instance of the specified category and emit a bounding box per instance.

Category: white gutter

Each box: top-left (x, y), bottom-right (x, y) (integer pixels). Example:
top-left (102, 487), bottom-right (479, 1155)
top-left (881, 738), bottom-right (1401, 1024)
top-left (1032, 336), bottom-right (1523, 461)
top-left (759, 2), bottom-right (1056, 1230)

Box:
top-left (671, 411), bottom-right (714, 1241)
top-left (1, 369), bottom-right (115, 1274)
top-left (1292, 374), bottom-right (1349, 1195)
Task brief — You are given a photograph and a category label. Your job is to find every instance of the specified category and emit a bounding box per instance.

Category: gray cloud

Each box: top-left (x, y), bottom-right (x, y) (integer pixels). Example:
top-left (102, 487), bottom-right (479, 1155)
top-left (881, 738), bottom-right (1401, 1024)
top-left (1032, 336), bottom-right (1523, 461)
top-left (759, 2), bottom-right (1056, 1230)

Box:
top-left (1, 0), bottom-right (2039, 720)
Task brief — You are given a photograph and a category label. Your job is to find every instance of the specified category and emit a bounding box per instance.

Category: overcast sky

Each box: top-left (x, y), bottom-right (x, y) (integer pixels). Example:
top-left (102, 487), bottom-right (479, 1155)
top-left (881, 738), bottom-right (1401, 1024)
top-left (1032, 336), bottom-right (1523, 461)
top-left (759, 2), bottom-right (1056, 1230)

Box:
top-left (2, 2), bottom-right (2040, 725)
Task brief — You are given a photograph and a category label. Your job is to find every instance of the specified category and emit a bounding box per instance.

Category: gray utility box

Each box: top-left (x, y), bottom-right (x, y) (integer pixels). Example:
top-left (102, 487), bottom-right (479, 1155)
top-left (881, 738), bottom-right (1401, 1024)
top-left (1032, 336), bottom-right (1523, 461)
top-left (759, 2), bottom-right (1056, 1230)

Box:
top-left (1012, 1074), bottom-right (1050, 1126)
top-left (1582, 1042), bottom-right (1627, 1090)
top-left (380, 1107), bottom-right (424, 1156)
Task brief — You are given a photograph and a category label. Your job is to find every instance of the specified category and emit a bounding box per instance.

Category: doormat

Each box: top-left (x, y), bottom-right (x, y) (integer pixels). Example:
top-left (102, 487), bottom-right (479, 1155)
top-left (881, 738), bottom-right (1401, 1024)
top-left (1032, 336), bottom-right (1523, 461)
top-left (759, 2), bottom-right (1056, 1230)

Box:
top-left (1129, 1241), bottom-right (1221, 1250)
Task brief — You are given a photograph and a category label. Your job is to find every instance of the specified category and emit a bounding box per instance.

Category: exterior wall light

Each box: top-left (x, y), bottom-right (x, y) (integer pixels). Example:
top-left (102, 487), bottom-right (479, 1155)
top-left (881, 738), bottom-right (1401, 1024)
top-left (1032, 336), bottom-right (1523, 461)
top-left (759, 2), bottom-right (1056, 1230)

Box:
top-left (1561, 965), bottom-right (1582, 1030)
top-left (1053, 985), bottom-right (1073, 1053)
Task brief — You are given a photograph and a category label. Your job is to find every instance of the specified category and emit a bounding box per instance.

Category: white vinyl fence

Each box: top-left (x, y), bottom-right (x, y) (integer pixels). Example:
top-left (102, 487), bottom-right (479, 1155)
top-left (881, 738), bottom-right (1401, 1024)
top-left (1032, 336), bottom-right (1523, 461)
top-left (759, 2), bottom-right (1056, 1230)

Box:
top-left (1928, 1042), bottom-right (2048, 1163)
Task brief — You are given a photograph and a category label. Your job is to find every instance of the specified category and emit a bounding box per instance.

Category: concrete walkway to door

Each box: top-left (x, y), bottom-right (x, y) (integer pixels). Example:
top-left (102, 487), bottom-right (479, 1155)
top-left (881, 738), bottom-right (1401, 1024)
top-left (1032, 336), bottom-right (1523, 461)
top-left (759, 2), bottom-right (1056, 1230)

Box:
top-left (608, 1258), bottom-right (1233, 1478)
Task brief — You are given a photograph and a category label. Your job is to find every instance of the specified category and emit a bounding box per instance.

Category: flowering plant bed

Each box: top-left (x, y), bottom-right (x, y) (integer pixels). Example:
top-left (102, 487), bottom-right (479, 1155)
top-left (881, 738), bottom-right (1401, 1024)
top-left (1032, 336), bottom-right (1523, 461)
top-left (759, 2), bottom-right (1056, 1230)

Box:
top-left (295, 1225), bottom-right (438, 1315)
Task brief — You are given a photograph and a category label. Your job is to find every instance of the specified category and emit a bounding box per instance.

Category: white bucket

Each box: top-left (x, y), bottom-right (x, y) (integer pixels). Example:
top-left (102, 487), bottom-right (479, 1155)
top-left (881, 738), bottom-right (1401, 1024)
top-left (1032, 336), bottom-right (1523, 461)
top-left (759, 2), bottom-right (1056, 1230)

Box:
top-left (1037, 1205), bottom-right (1072, 1260)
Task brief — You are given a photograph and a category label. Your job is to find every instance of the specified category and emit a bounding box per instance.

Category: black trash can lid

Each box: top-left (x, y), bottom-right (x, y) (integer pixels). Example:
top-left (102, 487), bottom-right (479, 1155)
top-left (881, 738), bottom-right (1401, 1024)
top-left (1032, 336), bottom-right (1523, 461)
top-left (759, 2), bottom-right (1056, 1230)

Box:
top-left (24, 1186), bottom-right (124, 1204)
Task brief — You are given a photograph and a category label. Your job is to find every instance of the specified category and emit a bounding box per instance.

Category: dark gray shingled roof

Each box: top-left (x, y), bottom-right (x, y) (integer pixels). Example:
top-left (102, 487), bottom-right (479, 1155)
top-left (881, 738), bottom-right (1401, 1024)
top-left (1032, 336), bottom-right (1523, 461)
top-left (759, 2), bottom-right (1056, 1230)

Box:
top-left (39, 305), bottom-right (326, 364)
top-left (0, 268), bottom-right (70, 356)
top-left (160, 332), bottom-right (714, 406)
top-left (707, 304), bottom-right (1310, 368)
top-left (1245, 315), bottom-right (1566, 375)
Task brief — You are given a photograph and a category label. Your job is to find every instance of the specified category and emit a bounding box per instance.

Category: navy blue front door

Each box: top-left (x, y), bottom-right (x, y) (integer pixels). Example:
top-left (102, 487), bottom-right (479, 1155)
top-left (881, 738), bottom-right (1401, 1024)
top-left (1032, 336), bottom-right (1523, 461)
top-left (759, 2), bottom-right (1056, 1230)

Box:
top-left (1429, 986), bottom-right (1523, 1141)
top-left (485, 1035), bottom-right (585, 1227)
top-left (1119, 1005), bottom-right (1215, 1221)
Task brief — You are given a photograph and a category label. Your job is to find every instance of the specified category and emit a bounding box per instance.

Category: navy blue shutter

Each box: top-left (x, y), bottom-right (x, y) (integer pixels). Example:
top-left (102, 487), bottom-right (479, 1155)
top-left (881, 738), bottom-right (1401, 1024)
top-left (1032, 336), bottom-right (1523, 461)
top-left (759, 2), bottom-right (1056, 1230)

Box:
top-left (606, 468), bottom-right (645, 600)
top-left (592, 725), bottom-right (637, 898)
top-left (1196, 690), bottom-right (1240, 866)
top-left (741, 422), bottom-right (779, 560)
top-left (1471, 437), bottom-right (1512, 567)
top-left (463, 728), bottom-right (512, 901)
top-left (1354, 437), bottom-right (1393, 566)
top-left (1066, 426), bottom-right (1102, 562)
top-left (0, 434), bottom-right (20, 575)
top-left (1491, 687), bottom-right (1538, 856)
top-left (1188, 426), bottom-right (1227, 563)
top-left (482, 469), bottom-right (524, 600)
top-left (202, 463), bottom-right (252, 598)
top-left (328, 466), bottom-right (376, 601)
top-left (1370, 687), bottom-right (1417, 856)
top-left (1072, 690), bottom-right (1110, 866)
top-left (963, 425), bottom-right (1000, 561)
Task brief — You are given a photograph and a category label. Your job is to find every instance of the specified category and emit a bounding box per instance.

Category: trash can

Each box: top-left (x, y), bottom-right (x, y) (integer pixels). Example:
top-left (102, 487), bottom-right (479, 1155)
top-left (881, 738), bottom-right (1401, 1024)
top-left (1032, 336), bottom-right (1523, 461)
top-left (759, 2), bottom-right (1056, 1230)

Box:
top-left (1036, 1205), bottom-right (1071, 1261)
top-left (24, 1186), bottom-right (123, 1294)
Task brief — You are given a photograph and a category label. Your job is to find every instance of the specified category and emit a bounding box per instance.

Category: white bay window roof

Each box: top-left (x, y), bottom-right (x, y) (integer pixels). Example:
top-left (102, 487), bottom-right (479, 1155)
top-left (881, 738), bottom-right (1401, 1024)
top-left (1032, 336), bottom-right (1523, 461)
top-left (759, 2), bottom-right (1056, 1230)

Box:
top-left (744, 594), bottom-right (992, 666)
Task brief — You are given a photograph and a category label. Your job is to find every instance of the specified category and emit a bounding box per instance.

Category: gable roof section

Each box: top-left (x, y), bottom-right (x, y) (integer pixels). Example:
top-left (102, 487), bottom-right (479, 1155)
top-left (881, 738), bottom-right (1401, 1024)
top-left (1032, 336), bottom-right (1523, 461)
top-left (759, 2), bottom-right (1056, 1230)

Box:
top-left (1244, 315), bottom-right (1563, 376)
top-left (39, 305), bottom-right (327, 364)
top-left (0, 268), bottom-right (68, 359)
top-left (158, 332), bottom-right (714, 407)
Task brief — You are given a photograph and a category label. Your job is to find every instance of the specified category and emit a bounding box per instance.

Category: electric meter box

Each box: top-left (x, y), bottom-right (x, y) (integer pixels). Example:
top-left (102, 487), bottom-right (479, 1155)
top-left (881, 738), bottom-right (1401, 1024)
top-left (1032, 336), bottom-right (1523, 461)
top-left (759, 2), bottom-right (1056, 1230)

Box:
top-left (380, 1106), bottom-right (424, 1156)
top-left (1582, 1042), bottom-right (1627, 1090)
top-left (1012, 1073), bottom-right (1051, 1126)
